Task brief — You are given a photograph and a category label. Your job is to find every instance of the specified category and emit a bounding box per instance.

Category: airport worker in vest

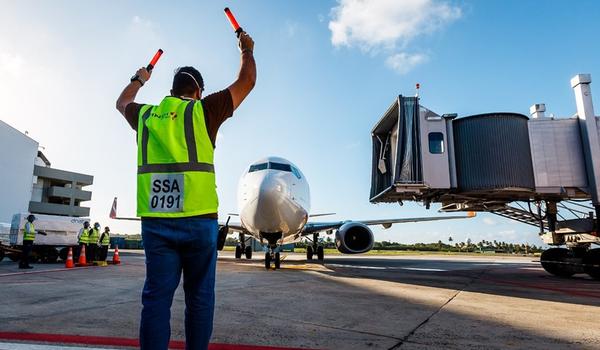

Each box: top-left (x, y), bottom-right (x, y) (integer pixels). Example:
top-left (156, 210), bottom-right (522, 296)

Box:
top-left (78, 221), bottom-right (90, 258)
top-left (19, 214), bottom-right (46, 269)
top-left (116, 30), bottom-right (256, 349)
top-left (88, 222), bottom-right (101, 262)
top-left (99, 226), bottom-right (111, 261)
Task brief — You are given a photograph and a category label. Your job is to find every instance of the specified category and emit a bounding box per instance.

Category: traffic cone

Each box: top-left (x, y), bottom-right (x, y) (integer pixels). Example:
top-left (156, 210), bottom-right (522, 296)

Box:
top-left (65, 247), bottom-right (74, 268)
top-left (78, 245), bottom-right (87, 267)
top-left (112, 246), bottom-right (121, 265)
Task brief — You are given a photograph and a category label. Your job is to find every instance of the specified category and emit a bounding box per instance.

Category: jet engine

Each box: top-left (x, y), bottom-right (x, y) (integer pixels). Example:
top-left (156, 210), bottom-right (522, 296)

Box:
top-left (335, 222), bottom-right (374, 254)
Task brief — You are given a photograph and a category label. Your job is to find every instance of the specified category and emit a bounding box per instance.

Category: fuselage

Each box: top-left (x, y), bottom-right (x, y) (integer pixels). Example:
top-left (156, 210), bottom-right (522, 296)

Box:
top-left (237, 157), bottom-right (310, 244)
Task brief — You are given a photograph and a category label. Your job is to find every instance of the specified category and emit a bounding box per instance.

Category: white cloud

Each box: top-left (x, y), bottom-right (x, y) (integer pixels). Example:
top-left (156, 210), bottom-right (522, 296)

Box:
top-left (329, 0), bottom-right (461, 73)
top-left (385, 52), bottom-right (428, 74)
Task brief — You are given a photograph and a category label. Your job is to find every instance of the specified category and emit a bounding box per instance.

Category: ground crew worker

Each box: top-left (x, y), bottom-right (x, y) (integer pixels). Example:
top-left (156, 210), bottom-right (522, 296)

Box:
top-left (88, 222), bottom-right (100, 262)
top-left (116, 31), bottom-right (256, 349)
top-left (19, 214), bottom-right (46, 269)
top-left (99, 226), bottom-right (111, 261)
top-left (77, 221), bottom-right (90, 258)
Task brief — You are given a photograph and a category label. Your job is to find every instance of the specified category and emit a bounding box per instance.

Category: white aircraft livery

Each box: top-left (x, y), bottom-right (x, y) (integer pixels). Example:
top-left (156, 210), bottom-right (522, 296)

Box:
top-left (111, 156), bottom-right (474, 269)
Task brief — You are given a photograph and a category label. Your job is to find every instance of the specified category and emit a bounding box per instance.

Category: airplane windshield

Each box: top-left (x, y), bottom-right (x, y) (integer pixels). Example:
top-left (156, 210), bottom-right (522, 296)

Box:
top-left (269, 162), bottom-right (292, 172)
top-left (248, 162), bottom-right (293, 173)
top-left (249, 163), bottom-right (268, 172)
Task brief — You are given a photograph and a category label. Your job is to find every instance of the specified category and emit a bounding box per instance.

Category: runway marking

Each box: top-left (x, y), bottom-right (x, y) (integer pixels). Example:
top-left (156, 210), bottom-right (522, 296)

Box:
top-left (400, 267), bottom-right (447, 272)
top-left (326, 263), bottom-right (387, 270)
top-left (0, 332), bottom-right (316, 350)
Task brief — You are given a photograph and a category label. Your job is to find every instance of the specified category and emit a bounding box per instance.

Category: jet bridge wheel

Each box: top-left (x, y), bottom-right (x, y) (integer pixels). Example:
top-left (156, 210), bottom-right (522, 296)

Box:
top-left (245, 246), bottom-right (253, 259)
top-left (583, 248), bottom-right (600, 280)
top-left (235, 245), bottom-right (242, 259)
top-left (541, 248), bottom-right (576, 278)
top-left (306, 245), bottom-right (314, 260)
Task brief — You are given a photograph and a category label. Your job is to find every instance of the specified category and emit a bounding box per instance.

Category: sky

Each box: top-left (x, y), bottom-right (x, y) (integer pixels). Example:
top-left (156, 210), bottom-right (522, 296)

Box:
top-left (1, 0), bottom-right (599, 245)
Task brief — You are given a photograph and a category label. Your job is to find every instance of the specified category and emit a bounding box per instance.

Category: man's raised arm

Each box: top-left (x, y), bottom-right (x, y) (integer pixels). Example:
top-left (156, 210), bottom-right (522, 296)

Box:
top-left (228, 32), bottom-right (256, 111)
top-left (116, 68), bottom-right (151, 130)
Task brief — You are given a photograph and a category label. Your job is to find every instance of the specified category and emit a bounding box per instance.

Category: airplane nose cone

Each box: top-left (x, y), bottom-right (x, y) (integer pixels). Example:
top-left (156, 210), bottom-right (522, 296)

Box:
top-left (256, 172), bottom-right (287, 212)
top-left (241, 172), bottom-right (290, 233)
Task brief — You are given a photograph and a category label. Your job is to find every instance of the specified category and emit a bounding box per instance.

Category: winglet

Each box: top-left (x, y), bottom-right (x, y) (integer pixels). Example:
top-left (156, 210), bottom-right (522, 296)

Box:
top-left (467, 211), bottom-right (476, 218)
top-left (110, 197), bottom-right (117, 219)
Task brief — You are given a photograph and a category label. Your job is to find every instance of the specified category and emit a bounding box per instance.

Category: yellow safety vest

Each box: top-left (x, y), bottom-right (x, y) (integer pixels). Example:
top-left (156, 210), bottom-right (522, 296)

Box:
top-left (100, 232), bottom-right (110, 246)
top-left (79, 228), bottom-right (90, 244)
top-left (136, 96), bottom-right (218, 217)
top-left (23, 222), bottom-right (35, 241)
top-left (89, 228), bottom-right (99, 244)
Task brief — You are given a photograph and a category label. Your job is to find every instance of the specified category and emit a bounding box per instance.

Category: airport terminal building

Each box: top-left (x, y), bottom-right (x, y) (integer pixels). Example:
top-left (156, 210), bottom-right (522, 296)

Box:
top-left (0, 120), bottom-right (93, 224)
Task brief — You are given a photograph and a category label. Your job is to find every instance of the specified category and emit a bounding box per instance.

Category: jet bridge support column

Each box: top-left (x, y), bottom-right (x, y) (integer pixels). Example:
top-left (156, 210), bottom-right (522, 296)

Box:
top-left (572, 74), bottom-right (600, 230)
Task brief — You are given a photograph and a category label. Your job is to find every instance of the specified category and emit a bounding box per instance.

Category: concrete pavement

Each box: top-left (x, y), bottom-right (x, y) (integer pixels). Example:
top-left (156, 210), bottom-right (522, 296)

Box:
top-left (0, 252), bottom-right (599, 349)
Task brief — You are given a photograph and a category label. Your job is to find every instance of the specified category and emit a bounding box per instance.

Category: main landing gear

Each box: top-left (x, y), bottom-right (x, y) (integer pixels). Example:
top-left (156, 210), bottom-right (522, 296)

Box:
top-left (306, 233), bottom-right (324, 261)
top-left (235, 233), bottom-right (252, 260)
top-left (540, 247), bottom-right (600, 279)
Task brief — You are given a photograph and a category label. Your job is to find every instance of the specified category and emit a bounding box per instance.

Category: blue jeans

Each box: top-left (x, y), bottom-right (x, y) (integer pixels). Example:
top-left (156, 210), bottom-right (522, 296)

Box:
top-left (140, 217), bottom-right (218, 350)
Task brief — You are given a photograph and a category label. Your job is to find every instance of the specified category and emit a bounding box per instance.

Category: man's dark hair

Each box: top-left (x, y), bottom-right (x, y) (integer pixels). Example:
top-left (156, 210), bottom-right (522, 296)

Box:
top-left (172, 66), bottom-right (204, 97)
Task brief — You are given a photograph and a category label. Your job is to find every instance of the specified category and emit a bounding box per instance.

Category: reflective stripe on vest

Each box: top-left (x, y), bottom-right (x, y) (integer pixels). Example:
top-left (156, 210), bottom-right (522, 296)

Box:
top-left (89, 228), bottom-right (99, 244)
top-left (23, 222), bottom-right (35, 241)
top-left (136, 97), bottom-right (218, 217)
top-left (79, 228), bottom-right (90, 244)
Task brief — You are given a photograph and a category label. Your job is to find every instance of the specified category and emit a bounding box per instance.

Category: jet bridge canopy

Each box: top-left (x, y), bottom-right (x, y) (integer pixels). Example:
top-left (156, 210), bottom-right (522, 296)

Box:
top-left (370, 82), bottom-right (597, 208)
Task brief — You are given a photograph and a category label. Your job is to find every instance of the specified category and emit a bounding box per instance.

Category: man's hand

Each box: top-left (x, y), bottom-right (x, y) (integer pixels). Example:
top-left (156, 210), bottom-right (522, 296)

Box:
top-left (238, 32), bottom-right (254, 53)
top-left (134, 67), bottom-right (152, 84)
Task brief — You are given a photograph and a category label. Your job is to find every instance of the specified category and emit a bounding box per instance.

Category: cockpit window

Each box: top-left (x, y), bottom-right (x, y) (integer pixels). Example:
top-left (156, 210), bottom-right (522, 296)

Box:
top-left (249, 163), bottom-right (268, 172)
top-left (291, 166), bottom-right (302, 179)
top-left (269, 162), bottom-right (292, 172)
top-left (248, 162), bottom-right (294, 173)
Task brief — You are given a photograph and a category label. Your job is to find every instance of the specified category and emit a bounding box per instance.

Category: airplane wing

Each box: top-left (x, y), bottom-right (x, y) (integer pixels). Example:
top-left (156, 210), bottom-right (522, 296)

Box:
top-left (109, 197), bottom-right (245, 232)
top-left (301, 212), bottom-right (476, 235)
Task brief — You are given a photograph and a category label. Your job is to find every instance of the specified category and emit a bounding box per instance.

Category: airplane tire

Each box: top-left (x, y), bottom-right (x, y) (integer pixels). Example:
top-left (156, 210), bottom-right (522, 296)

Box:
top-left (583, 248), bottom-right (600, 280)
top-left (275, 252), bottom-right (281, 269)
top-left (235, 245), bottom-right (242, 259)
top-left (245, 246), bottom-right (253, 259)
top-left (265, 252), bottom-right (271, 270)
top-left (317, 246), bottom-right (324, 261)
top-left (306, 245), bottom-right (313, 260)
top-left (541, 248), bottom-right (575, 277)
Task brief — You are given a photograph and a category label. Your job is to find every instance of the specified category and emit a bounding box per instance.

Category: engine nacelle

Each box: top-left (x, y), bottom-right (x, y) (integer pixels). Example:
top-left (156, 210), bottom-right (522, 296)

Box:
top-left (335, 222), bottom-right (374, 254)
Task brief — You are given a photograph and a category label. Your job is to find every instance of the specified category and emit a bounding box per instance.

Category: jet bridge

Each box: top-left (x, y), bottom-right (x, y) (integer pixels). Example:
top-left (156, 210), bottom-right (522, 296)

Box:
top-left (369, 74), bottom-right (600, 279)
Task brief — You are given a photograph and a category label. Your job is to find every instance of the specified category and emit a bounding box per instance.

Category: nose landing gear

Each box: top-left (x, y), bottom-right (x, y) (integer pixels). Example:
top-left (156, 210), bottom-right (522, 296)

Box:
top-left (264, 248), bottom-right (281, 270)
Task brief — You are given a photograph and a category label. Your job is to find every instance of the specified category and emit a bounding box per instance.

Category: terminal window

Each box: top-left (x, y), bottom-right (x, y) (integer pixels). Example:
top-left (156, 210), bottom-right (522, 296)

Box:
top-left (428, 132), bottom-right (444, 154)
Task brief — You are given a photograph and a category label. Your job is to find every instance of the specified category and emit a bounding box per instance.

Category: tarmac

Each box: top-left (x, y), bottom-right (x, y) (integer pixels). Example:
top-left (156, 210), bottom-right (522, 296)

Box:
top-left (1, 251), bottom-right (599, 349)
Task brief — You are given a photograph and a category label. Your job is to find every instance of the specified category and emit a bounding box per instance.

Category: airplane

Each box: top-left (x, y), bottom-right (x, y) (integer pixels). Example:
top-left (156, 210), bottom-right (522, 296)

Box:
top-left (110, 156), bottom-right (475, 269)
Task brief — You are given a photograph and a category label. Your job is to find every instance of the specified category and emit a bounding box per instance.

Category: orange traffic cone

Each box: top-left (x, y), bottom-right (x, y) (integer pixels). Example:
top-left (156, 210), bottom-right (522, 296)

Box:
top-left (112, 246), bottom-right (121, 265)
top-left (65, 247), bottom-right (74, 268)
top-left (78, 245), bottom-right (87, 267)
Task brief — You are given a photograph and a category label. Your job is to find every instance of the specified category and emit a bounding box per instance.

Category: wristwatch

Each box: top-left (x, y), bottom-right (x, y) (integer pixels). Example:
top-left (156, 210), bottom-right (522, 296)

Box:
top-left (130, 74), bottom-right (145, 86)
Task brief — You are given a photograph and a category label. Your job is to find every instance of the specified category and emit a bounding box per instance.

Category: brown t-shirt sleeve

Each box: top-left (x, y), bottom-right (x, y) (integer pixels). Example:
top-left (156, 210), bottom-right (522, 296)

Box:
top-left (125, 102), bottom-right (143, 131)
top-left (201, 89), bottom-right (234, 147)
